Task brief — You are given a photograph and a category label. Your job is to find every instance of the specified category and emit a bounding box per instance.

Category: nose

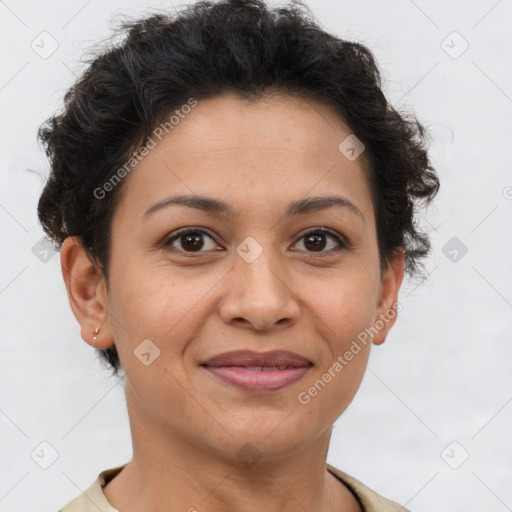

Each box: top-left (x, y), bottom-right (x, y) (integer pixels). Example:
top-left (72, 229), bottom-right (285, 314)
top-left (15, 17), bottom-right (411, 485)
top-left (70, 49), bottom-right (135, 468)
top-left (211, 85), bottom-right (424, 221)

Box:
top-left (219, 250), bottom-right (300, 332)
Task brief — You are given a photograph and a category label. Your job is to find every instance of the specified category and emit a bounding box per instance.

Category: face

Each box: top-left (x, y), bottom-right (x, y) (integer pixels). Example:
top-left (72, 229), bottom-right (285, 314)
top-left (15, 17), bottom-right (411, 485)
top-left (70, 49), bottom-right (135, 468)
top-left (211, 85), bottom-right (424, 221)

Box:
top-left (65, 91), bottom-right (404, 463)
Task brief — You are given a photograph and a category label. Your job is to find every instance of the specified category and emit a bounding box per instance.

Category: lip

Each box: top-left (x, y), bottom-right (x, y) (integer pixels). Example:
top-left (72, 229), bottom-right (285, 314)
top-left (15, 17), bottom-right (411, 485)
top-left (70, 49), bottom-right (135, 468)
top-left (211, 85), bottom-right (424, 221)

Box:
top-left (200, 349), bottom-right (312, 368)
top-left (200, 350), bottom-right (313, 393)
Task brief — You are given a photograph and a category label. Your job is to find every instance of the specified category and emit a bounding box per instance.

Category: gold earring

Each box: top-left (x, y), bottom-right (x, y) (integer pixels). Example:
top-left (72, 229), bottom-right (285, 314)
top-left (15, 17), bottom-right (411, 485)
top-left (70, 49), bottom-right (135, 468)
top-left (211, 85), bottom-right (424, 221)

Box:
top-left (93, 327), bottom-right (100, 341)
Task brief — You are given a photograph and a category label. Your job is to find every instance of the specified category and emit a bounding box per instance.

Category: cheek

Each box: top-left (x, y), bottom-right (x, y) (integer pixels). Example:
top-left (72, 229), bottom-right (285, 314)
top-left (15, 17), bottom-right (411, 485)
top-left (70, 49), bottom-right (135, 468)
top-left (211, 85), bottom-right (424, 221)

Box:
top-left (305, 269), bottom-right (379, 348)
top-left (107, 263), bottom-right (218, 368)
top-left (293, 273), bottom-right (377, 419)
top-left (105, 268), bottom-right (203, 425)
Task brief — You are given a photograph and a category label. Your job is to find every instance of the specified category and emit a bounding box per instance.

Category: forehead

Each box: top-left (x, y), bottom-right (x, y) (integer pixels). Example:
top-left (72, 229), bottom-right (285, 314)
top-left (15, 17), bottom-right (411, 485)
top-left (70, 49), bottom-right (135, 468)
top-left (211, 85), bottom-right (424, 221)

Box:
top-left (115, 91), bottom-right (373, 222)
top-left (151, 91), bottom-right (361, 164)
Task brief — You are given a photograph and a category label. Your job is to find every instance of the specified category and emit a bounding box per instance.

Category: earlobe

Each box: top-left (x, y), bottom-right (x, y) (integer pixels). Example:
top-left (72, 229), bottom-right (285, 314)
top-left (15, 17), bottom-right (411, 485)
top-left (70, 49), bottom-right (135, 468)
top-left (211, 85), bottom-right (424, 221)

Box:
top-left (372, 248), bottom-right (406, 346)
top-left (60, 237), bottom-right (114, 349)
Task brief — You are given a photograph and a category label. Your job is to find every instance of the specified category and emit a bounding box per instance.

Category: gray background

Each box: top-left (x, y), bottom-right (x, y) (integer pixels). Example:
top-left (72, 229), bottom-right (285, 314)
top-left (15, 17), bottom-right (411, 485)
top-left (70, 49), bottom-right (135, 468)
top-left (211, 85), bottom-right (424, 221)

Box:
top-left (1, 0), bottom-right (511, 510)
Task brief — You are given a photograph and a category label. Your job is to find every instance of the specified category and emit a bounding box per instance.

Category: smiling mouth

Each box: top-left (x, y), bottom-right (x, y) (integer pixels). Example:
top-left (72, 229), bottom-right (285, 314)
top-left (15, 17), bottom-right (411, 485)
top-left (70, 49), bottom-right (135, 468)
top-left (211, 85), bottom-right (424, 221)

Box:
top-left (199, 349), bottom-right (313, 392)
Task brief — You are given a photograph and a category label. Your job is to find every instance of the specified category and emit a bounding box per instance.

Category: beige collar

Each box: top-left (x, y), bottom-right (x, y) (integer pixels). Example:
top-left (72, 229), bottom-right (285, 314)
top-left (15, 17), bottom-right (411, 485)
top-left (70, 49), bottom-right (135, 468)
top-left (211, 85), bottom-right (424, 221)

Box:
top-left (59, 463), bottom-right (409, 512)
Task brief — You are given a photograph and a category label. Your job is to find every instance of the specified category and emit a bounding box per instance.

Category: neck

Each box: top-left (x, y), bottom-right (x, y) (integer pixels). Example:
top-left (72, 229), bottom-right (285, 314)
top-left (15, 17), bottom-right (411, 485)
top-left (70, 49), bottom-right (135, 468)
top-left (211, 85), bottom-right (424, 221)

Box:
top-left (103, 383), bottom-right (361, 512)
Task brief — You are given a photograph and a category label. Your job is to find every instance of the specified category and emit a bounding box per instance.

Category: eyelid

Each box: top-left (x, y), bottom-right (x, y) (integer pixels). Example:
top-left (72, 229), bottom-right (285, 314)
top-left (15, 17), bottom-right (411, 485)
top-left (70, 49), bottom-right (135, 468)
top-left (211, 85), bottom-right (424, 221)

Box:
top-left (164, 226), bottom-right (349, 255)
top-left (164, 227), bottom-right (220, 249)
top-left (291, 227), bottom-right (348, 254)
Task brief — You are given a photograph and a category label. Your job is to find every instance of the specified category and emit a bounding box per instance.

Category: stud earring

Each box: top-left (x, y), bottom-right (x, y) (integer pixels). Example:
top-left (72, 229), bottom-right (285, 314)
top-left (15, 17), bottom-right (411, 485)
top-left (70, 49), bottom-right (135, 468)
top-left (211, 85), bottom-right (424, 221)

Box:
top-left (93, 327), bottom-right (100, 341)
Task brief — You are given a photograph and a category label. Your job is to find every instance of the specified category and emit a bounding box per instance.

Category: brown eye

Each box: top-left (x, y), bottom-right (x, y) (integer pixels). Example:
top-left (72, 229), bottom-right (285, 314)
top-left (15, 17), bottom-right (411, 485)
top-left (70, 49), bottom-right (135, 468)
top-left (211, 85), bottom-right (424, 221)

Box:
top-left (293, 228), bottom-right (346, 254)
top-left (303, 233), bottom-right (328, 251)
top-left (165, 228), bottom-right (218, 253)
top-left (179, 232), bottom-right (205, 251)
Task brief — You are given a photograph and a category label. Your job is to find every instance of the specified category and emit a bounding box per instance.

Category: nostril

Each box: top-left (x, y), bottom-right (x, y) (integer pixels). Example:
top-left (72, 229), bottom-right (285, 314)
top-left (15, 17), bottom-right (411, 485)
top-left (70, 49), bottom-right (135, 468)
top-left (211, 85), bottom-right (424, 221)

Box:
top-left (232, 318), bottom-right (254, 328)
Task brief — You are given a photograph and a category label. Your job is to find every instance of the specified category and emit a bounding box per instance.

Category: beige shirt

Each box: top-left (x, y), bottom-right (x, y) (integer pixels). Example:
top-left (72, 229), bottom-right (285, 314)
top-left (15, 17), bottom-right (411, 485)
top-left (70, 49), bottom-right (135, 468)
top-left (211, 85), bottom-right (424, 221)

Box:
top-left (59, 463), bottom-right (410, 511)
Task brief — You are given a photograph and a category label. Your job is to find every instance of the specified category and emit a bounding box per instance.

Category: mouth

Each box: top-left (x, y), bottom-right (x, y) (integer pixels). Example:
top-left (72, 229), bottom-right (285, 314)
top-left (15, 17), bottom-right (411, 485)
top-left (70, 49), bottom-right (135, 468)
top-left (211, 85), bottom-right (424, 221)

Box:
top-left (200, 350), bottom-right (313, 393)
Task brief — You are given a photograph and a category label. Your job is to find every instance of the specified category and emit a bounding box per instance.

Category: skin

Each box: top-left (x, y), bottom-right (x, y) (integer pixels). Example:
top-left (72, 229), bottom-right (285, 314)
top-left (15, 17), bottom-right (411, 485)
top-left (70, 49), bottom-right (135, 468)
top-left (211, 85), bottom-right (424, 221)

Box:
top-left (61, 91), bottom-right (404, 512)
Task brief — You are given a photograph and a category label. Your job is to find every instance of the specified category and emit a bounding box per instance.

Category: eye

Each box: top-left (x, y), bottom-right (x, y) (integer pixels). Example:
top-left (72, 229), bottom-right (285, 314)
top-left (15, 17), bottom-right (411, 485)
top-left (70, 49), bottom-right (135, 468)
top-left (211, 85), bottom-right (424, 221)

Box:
top-left (292, 228), bottom-right (347, 255)
top-left (164, 228), bottom-right (220, 253)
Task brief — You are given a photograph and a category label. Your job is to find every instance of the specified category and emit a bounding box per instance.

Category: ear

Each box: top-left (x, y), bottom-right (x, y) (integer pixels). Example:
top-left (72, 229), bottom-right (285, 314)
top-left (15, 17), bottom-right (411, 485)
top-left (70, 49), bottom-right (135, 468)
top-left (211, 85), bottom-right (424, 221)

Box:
top-left (60, 236), bottom-right (114, 349)
top-left (372, 248), bottom-right (405, 346)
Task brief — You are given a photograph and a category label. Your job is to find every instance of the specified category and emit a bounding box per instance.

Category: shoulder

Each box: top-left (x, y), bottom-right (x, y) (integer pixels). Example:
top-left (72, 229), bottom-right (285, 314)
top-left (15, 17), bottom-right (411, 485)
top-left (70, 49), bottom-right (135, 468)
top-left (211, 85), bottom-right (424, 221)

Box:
top-left (326, 463), bottom-right (411, 512)
top-left (58, 466), bottom-right (125, 512)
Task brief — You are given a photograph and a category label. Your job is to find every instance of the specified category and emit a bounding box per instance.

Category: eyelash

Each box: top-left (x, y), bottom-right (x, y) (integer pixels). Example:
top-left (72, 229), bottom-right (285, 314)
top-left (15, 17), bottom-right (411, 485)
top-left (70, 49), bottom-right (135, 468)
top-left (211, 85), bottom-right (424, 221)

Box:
top-left (164, 227), bottom-right (348, 256)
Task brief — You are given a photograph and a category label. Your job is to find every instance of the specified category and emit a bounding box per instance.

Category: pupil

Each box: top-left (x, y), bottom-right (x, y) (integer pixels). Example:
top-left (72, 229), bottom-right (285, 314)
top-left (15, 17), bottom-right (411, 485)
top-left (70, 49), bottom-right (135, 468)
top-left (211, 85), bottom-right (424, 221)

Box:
top-left (305, 234), bottom-right (325, 251)
top-left (182, 233), bottom-right (203, 251)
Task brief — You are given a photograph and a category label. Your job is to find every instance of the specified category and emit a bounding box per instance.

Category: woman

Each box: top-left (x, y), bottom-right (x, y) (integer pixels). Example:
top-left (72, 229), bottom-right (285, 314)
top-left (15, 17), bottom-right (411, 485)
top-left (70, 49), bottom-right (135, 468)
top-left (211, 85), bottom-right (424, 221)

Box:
top-left (37, 0), bottom-right (439, 510)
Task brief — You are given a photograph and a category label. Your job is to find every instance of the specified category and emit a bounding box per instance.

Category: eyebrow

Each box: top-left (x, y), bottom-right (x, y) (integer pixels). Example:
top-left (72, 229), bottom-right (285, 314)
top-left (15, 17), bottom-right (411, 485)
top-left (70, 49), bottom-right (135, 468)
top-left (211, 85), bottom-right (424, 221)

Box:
top-left (142, 194), bottom-right (365, 223)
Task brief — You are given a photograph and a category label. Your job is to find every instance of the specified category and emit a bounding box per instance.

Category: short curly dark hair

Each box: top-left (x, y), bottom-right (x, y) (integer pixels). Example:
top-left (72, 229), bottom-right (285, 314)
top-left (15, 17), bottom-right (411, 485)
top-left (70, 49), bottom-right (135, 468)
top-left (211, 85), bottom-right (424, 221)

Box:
top-left (37, 0), bottom-right (439, 374)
